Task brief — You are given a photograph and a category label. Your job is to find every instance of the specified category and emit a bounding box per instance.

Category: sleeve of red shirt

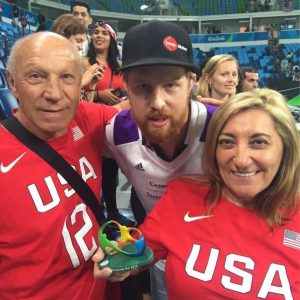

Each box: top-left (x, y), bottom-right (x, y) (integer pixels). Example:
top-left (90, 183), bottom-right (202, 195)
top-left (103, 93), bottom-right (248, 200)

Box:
top-left (139, 185), bottom-right (173, 261)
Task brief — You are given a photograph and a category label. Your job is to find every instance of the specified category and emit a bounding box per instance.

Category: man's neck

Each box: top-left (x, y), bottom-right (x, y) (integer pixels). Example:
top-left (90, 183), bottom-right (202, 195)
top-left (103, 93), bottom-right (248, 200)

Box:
top-left (154, 140), bottom-right (184, 162)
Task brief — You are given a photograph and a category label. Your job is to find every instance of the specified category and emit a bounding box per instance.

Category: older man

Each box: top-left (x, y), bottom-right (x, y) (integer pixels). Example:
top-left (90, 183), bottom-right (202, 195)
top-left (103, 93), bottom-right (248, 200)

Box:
top-left (0, 32), bottom-right (122, 299)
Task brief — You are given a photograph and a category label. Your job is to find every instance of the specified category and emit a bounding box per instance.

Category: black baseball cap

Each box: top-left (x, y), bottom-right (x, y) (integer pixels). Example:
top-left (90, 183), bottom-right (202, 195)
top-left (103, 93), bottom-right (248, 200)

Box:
top-left (120, 20), bottom-right (196, 72)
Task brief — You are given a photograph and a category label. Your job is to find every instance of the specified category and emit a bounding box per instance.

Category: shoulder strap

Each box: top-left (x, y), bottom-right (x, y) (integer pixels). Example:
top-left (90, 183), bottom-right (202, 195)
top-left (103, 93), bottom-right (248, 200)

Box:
top-left (1, 116), bottom-right (106, 225)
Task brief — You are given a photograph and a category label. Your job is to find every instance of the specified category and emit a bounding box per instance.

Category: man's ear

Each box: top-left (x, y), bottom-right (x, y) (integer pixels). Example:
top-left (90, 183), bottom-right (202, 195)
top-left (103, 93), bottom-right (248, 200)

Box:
top-left (6, 70), bottom-right (19, 99)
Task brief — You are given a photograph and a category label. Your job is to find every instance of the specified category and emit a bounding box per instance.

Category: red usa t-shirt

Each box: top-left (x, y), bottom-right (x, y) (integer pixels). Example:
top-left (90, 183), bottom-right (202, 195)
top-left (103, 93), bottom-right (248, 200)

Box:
top-left (0, 102), bottom-right (118, 299)
top-left (141, 179), bottom-right (300, 300)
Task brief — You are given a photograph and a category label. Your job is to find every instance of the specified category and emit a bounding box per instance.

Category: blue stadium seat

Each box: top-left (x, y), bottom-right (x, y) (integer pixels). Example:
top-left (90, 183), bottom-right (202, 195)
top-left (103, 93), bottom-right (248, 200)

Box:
top-left (0, 68), bottom-right (19, 119)
top-left (170, 0), bottom-right (247, 16)
top-left (193, 41), bottom-right (300, 88)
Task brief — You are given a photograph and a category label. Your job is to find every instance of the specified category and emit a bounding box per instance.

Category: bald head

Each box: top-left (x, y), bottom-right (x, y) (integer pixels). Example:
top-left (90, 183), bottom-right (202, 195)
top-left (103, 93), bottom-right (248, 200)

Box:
top-left (7, 32), bottom-right (83, 78)
top-left (6, 31), bottom-right (84, 140)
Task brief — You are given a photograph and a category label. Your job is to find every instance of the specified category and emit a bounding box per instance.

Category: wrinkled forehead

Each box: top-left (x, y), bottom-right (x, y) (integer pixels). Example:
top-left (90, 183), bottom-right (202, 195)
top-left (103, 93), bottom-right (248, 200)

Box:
top-left (16, 35), bottom-right (81, 69)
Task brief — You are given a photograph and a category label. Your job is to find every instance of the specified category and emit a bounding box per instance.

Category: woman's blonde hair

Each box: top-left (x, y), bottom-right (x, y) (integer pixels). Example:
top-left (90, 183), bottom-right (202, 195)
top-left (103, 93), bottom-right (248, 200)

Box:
top-left (198, 54), bottom-right (239, 98)
top-left (200, 88), bottom-right (300, 227)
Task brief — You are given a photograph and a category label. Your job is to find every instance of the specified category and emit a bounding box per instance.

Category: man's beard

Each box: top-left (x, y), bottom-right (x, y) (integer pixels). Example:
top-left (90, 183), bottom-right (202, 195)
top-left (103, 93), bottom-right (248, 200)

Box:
top-left (132, 108), bottom-right (188, 144)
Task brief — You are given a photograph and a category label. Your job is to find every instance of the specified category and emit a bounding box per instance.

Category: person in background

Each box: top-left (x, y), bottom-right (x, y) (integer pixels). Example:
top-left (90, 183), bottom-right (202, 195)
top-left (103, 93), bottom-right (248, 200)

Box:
top-left (36, 13), bottom-right (47, 32)
top-left (83, 21), bottom-right (124, 105)
top-left (238, 66), bottom-right (260, 92)
top-left (117, 42), bottom-right (123, 61)
top-left (20, 15), bottom-right (27, 35)
top-left (0, 31), bottom-right (127, 299)
top-left (71, 0), bottom-right (92, 55)
top-left (257, 0), bottom-right (264, 11)
top-left (197, 54), bottom-right (239, 103)
top-left (51, 14), bottom-right (88, 52)
top-left (95, 88), bottom-right (300, 300)
top-left (286, 51), bottom-right (294, 71)
top-left (267, 23), bottom-right (275, 39)
top-left (50, 13), bottom-right (104, 102)
top-left (281, 56), bottom-right (289, 72)
top-left (11, 1), bottom-right (19, 29)
top-left (101, 19), bottom-right (216, 300)
top-left (83, 20), bottom-right (135, 228)
top-left (192, 56), bottom-right (225, 107)
top-left (0, 4), bottom-right (3, 22)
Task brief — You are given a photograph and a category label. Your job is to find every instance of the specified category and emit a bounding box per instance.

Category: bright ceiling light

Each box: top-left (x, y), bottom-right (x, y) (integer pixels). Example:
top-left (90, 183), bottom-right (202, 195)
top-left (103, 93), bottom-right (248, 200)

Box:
top-left (140, 4), bottom-right (149, 10)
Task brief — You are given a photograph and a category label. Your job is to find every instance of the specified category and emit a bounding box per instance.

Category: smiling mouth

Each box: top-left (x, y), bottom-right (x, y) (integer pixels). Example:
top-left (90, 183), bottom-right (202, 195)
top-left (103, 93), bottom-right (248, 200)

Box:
top-left (232, 171), bottom-right (258, 177)
top-left (40, 108), bottom-right (65, 114)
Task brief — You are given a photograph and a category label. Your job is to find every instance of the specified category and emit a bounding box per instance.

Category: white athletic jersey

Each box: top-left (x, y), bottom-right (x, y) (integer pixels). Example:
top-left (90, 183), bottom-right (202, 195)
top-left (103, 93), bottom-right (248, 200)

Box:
top-left (105, 100), bottom-right (216, 213)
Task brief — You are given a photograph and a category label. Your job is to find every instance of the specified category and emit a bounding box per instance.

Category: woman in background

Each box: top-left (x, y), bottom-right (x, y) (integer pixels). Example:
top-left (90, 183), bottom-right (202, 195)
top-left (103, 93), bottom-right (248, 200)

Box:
top-left (197, 54), bottom-right (239, 103)
top-left (83, 21), bottom-right (125, 105)
top-left (83, 21), bottom-right (135, 228)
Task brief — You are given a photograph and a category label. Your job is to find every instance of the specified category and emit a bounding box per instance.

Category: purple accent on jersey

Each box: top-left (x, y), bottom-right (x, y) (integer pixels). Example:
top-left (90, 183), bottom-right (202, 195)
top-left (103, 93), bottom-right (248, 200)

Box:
top-left (200, 104), bottom-right (217, 142)
top-left (113, 109), bottom-right (139, 145)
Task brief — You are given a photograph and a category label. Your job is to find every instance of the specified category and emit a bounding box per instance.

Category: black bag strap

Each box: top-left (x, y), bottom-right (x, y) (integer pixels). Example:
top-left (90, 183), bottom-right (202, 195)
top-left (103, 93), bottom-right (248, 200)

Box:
top-left (1, 116), bottom-right (106, 225)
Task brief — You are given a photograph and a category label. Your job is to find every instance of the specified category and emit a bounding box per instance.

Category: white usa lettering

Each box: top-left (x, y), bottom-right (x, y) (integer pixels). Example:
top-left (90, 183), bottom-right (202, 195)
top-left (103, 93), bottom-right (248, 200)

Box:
top-left (258, 264), bottom-right (293, 300)
top-left (26, 156), bottom-right (98, 268)
top-left (186, 244), bottom-right (293, 299)
top-left (222, 253), bottom-right (254, 293)
top-left (28, 156), bottom-right (97, 212)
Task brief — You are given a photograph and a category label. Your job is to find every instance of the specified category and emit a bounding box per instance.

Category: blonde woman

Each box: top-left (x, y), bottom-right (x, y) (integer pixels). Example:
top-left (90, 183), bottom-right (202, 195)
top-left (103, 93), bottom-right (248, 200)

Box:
top-left (95, 89), bottom-right (300, 300)
top-left (197, 54), bottom-right (240, 103)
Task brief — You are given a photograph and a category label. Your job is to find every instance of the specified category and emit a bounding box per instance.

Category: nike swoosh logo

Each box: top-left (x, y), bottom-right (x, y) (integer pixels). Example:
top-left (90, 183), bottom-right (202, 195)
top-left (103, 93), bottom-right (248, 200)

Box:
top-left (0, 152), bottom-right (26, 173)
top-left (184, 211), bottom-right (213, 222)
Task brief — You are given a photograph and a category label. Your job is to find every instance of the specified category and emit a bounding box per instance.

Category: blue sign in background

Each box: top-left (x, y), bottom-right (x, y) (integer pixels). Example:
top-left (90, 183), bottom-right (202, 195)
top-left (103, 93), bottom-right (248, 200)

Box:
top-left (190, 31), bottom-right (269, 43)
top-left (279, 29), bottom-right (300, 39)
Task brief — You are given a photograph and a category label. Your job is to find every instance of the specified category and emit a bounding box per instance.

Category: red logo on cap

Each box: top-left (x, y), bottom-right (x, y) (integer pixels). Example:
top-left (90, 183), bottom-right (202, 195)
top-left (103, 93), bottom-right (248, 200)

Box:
top-left (163, 36), bottom-right (178, 52)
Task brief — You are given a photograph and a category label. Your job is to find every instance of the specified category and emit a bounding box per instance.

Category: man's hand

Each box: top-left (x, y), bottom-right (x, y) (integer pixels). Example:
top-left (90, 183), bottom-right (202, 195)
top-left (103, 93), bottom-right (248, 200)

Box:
top-left (92, 248), bottom-right (131, 282)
